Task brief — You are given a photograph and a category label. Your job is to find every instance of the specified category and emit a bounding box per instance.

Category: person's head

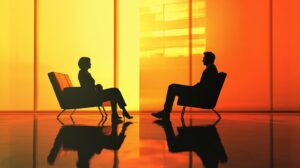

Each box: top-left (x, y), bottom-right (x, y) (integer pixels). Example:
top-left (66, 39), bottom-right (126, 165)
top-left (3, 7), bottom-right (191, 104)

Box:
top-left (203, 51), bottom-right (215, 66)
top-left (78, 57), bottom-right (91, 70)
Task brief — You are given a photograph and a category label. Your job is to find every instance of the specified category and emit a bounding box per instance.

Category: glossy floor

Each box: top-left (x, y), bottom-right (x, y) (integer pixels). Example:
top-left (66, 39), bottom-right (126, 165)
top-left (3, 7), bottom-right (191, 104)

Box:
top-left (0, 112), bottom-right (299, 168)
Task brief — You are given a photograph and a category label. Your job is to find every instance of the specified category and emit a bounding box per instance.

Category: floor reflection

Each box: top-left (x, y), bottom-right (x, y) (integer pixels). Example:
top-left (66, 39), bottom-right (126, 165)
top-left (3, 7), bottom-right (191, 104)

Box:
top-left (153, 118), bottom-right (227, 168)
top-left (0, 112), bottom-right (300, 168)
top-left (48, 116), bottom-right (132, 168)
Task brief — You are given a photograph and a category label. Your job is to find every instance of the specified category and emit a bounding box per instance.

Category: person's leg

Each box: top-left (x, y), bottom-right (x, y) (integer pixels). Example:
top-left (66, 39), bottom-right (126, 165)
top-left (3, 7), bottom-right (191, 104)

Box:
top-left (109, 88), bottom-right (132, 118)
top-left (153, 120), bottom-right (179, 151)
top-left (110, 100), bottom-right (121, 120)
top-left (47, 128), bottom-right (64, 165)
top-left (101, 89), bottom-right (121, 119)
top-left (152, 84), bottom-right (192, 119)
top-left (101, 88), bottom-right (126, 107)
top-left (100, 88), bottom-right (132, 119)
top-left (163, 84), bottom-right (192, 113)
top-left (113, 88), bottom-right (127, 109)
top-left (162, 121), bottom-right (180, 152)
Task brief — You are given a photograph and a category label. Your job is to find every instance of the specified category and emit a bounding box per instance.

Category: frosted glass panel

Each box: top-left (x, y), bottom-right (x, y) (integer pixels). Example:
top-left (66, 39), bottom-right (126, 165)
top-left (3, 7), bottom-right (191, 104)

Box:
top-left (119, 0), bottom-right (140, 111)
top-left (0, 0), bottom-right (34, 110)
top-left (38, 0), bottom-right (114, 110)
top-left (273, 0), bottom-right (300, 110)
top-left (140, 0), bottom-right (189, 111)
top-left (206, 0), bottom-right (270, 110)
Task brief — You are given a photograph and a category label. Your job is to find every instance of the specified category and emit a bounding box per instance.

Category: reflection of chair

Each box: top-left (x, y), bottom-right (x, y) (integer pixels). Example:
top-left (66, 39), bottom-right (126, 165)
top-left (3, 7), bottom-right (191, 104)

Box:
top-left (177, 72), bottom-right (227, 118)
top-left (48, 72), bottom-right (107, 118)
top-left (153, 118), bottom-right (228, 168)
top-left (47, 121), bottom-right (131, 167)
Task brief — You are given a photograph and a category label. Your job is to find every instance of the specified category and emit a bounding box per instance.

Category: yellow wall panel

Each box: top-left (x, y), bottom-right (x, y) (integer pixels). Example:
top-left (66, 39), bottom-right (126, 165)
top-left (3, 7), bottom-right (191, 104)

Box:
top-left (0, 0), bottom-right (34, 110)
top-left (119, 0), bottom-right (140, 111)
top-left (38, 0), bottom-right (114, 110)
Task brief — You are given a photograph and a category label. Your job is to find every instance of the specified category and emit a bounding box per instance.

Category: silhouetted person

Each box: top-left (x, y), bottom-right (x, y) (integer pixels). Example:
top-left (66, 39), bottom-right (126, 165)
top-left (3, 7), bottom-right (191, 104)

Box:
top-left (152, 51), bottom-right (218, 119)
top-left (154, 119), bottom-right (228, 168)
top-left (47, 121), bottom-right (132, 168)
top-left (78, 57), bottom-right (133, 120)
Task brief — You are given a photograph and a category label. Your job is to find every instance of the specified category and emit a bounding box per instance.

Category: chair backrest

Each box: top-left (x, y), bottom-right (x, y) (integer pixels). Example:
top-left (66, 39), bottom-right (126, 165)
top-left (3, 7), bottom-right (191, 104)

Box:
top-left (211, 72), bottom-right (227, 107)
top-left (48, 72), bottom-right (73, 108)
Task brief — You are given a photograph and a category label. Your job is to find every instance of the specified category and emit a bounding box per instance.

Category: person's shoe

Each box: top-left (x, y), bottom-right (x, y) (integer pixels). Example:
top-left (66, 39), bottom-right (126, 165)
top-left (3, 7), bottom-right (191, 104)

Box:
top-left (162, 113), bottom-right (170, 120)
top-left (152, 111), bottom-right (170, 120)
top-left (47, 152), bottom-right (56, 165)
top-left (122, 121), bottom-right (133, 131)
top-left (153, 119), bottom-right (171, 127)
top-left (122, 110), bottom-right (133, 119)
top-left (153, 119), bottom-right (165, 127)
top-left (152, 111), bottom-right (163, 118)
top-left (112, 113), bottom-right (122, 120)
top-left (112, 118), bottom-right (123, 124)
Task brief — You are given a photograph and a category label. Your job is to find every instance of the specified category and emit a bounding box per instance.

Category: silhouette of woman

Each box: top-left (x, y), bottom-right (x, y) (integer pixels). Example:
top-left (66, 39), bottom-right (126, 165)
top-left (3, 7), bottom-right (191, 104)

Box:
top-left (77, 57), bottom-right (133, 120)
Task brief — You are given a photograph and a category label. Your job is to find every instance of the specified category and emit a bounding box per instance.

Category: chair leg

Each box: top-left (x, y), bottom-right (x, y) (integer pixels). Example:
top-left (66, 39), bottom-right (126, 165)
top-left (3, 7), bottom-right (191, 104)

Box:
top-left (97, 106), bottom-right (105, 126)
top-left (97, 106), bottom-right (104, 117)
top-left (70, 109), bottom-right (76, 117)
top-left (57, 109), bottom-right (66, 118)
top-left (212, 109), bottom-right (221, 119)
top-left (181, 116), bottom-right (186, 127)
top-left (102, 106), bottom-right (107, 116)
top-left (99, 115), bottom-right (107, 127)
top-left (181, 106), bottom-right (186, 118)
top-left (56, 117), bottom-right (64, 125)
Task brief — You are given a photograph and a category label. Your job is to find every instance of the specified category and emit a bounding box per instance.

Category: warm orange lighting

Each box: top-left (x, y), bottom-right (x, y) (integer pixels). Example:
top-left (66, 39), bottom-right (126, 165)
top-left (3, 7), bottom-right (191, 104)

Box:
top-left (140, 0), bottom-right (206, 111)
top-left (38, 1), bottom-right (114, 110)
top-left (1, 0), bottom-right (300, 111)
top-left (119, 0), bottom-right (140, 111)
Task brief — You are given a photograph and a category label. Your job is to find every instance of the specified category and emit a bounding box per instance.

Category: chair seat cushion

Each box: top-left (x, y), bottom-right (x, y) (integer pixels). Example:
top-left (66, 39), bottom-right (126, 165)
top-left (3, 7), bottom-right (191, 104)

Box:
top-left (62, 87), bottom-right (101, 109)
top-left (177, 94), bottom-right (215, 109)
top-left (177, 72), bottom-right (227, 109)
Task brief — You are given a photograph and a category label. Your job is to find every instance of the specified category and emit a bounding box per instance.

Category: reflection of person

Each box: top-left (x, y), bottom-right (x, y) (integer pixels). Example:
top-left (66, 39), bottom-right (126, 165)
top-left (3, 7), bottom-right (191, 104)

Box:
top-left (154, 119), bottom-right (228, 168)
top-left (152, 51), bottom-right (218, 120)
top-left (47, 121), bottom-right (132, 168)
top-left (78, 57), bottom-right (133, 120)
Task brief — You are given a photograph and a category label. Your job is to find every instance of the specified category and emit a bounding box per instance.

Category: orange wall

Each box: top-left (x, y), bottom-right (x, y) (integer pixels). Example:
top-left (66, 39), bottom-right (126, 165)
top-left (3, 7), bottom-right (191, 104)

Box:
top-left (206, 0), bottom-right (271, 110)
top-left (38, 0), bottom-right (115, 110)
top-left (1, 0), bottom-right (300, 111)
top-left (0, 0), bottom-right (34, 110)
top-left (206, 0), bottom-right (300, 111)
top-left (273, 0), bottom-right (300, 110)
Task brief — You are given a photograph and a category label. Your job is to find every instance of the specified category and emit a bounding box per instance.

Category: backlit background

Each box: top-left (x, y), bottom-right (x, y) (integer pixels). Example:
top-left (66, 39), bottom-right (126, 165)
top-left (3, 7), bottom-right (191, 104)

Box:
top-left (0, 0), bottom-right (299, 112)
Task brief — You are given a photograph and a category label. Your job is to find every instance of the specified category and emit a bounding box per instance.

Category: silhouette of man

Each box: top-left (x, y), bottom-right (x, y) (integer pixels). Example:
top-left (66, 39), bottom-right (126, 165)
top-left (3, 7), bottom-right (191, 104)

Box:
top-left (152, 51), bottom-right (218, 119)
top-left (78, 57), bottom-right (133, 120)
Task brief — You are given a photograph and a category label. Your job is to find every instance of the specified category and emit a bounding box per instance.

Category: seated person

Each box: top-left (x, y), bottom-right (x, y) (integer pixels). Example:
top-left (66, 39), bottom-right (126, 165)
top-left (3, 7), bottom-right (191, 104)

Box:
top-left (78, 57), bottom-right (133, 120)
top-left (152, 51), bottom-right (218, 120)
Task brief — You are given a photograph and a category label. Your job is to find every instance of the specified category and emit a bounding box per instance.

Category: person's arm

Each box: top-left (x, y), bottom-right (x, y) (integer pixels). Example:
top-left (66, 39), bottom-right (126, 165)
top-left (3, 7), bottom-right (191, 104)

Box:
top-left (95, 84), bottom-right (103, 92)
top-left (194, 66), bottom-right (218, 89)
top-left (79, 71), bottom-right (96, 89)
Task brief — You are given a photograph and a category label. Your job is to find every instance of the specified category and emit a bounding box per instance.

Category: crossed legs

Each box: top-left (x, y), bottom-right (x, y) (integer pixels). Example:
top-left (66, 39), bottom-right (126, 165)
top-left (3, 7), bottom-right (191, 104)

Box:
top-left (101, 88), bottom-right (132, 120)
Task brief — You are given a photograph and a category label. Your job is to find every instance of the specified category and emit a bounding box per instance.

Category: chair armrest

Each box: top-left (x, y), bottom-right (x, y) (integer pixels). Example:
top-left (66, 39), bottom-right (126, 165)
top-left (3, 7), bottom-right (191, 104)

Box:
top-left (63, 87), bottom-right (99, 104)
top-left (63, 87), bottom-right (85, 95)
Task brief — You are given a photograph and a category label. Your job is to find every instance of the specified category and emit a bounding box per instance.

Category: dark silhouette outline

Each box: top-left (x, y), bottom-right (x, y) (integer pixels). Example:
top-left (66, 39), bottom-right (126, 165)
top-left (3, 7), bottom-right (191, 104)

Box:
top-left (47, 117), bottom-right (132, 168)
top-left (48, 72), bottom-right (108, 119)
top-left (152, 51), bottom-right (226, 120)
top-left (78, 57), bottom-right (133, 121)
top-left (153, 118), bottom-right (228, 168)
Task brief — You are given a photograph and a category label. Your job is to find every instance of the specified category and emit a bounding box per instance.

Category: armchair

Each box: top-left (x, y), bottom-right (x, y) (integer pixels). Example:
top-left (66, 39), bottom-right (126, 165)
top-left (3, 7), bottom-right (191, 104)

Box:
top-left (177, 72), bottom-right (227, 119)
top-left (48, 72), bottom-right (107, 118)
